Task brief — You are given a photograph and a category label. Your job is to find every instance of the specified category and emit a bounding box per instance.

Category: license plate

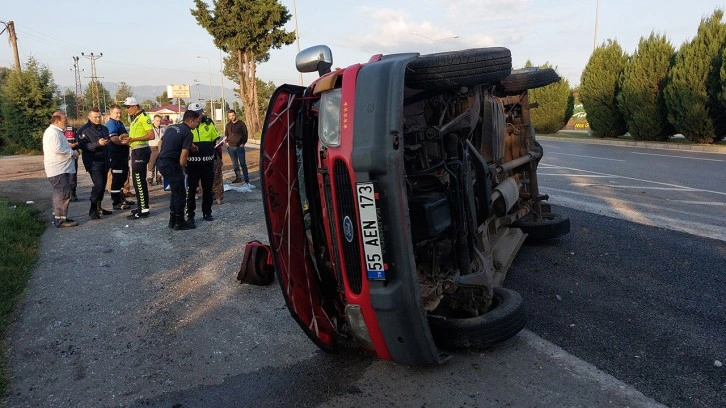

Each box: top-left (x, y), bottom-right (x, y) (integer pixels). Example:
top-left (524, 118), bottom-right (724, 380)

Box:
top-left (356, 182), bottom-right (386, 280)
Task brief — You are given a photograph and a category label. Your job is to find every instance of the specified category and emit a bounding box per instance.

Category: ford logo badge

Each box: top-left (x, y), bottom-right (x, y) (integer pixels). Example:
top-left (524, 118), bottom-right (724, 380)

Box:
top-left (343, 216), bottom-right (354, 243)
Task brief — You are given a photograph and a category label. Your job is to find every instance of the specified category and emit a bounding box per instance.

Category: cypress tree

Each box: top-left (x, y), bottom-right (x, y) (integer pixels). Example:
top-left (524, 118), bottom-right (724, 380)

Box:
top-left (617, 33), bottom-right (676, 141)
top-left (525, 62), bottom-right (574, 134)
top-left (664, 9), bottom-right (726, 144)
top-left (580, 39), bottom-right (628, 138)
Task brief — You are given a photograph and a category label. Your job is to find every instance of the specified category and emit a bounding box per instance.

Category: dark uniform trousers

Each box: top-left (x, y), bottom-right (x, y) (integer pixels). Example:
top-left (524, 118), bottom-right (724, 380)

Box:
top-left (109, 156), bottom-right (129, 206)
top-left (131, 146), bottom-right (151, 211)
top-left (157, 158), bottom-right (185, 216)
top-left (185, 161), bottom-right (214, 219)
top-left (88, 160), bottom-right (108, 204)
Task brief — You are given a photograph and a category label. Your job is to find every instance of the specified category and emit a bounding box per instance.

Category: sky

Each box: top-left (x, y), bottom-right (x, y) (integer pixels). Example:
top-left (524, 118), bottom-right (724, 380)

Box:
top-left (1, 0), bottom-right (725, 100)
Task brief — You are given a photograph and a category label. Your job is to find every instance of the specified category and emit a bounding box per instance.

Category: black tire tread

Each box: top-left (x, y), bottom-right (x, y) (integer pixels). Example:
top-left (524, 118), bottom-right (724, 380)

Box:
top-left (428, 287), bottom-right (527, 349)
top-left (499, 67), bottom-right (561, 94)
top-left (513, 211), bottom-right (570, 241)
top-left (406, 48), bottom-right (512, 90)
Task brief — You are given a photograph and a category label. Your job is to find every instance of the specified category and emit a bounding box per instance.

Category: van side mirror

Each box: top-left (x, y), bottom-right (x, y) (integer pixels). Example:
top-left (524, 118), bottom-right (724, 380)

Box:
top-left (296, 45), bottom-right (333, 76)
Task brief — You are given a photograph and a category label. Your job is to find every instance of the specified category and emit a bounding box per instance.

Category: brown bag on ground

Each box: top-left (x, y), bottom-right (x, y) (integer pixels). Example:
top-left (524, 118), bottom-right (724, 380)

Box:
top-left (237, 240), bottom-right (275, 285)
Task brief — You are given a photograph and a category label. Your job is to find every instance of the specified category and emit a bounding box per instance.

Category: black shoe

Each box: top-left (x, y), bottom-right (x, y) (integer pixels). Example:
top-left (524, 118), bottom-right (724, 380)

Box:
top-left (56, 220), bottom-right (78, 228)
top-left (202, 214), bottom-right (214, 221)
top-left (186, 218), bottom-right (196, 227)
top-left (121, 200), bottom-right (136, 207)
top-left (173, 221), bottom-right (196, 230)
top-left (89, 204), bottom-right (101, 220)
top-left (99, 207), bottom-right (113, 215)
top-left (113, 203), bottom-right (131, 210)
top-left (168, 213), bottom-right (175, 229)
top-left (231, 177), bottom-right (242, 184)
top-left (127, 211), bottom-right (149, 220)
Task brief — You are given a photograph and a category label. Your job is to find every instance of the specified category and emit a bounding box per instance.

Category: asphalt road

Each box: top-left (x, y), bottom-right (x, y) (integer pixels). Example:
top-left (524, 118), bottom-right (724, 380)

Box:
top-left (506, 205), bottom-right (726, 408)
top-left (536, 138), bottom-right (726, 240)
top-left (2, 139), bottom-right (724, 407)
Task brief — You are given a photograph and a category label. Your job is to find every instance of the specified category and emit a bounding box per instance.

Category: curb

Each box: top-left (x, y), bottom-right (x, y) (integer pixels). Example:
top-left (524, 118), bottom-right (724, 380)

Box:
top-left (537, 135), bottom-right (726, 154)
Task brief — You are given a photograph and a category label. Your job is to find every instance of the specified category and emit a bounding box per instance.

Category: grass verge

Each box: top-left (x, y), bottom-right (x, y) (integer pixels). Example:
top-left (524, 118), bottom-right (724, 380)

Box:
top-left (0, 200), bottom-right (46, 397)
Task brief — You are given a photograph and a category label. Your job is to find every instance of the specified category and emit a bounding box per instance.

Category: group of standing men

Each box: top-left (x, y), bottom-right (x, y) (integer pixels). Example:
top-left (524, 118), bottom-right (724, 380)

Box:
top-left (42, 99), bottom-right (248, 231)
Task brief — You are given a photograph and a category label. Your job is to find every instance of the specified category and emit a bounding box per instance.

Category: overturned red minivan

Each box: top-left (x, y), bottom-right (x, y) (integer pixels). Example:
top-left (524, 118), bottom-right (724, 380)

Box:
top-left (260, 45), bottom-right (569, 365)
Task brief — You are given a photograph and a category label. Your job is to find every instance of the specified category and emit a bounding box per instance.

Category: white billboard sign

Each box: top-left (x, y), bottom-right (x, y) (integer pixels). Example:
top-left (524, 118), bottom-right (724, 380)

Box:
top-left (167, 84), bottom-right (191, 99)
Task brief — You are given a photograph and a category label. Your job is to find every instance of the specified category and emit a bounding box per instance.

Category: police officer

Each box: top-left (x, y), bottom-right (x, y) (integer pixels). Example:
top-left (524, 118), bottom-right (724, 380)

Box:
top-left (185, 103), bottom-right (218, 225)
top-left (77, 107), bottom-right (112, 219)
top-left (122, 97), bottom-right (154, 219)
top-left (157, 109), bottom-right (202, 230)
top-left (105, 104), bottom-right (135, 210)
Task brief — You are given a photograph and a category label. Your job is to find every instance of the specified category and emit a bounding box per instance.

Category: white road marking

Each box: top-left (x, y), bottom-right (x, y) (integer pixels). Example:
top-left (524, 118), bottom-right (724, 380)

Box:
top-left (667, 200), bottom-right (726, 206)
top-left (537, 173), bottom-right (613, 177)
top-left (547, 152), bottom-right (626, 161)
top-left (543, 186), bottom-right (726, 241)
top-left (569, 183), bottom-right (698, 191)
top-left (539, 163), bottom-right (726, 197)
top-left (631, 151), bottom-right (726, 162)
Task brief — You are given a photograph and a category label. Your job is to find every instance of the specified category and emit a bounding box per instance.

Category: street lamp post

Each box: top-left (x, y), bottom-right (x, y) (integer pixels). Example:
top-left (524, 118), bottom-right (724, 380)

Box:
top-left (412, 32), bottom-right (459, 52)
top-left (197, 56), bottom-right (214, 120)
top-left (194, 79), bottom-right (201, 100)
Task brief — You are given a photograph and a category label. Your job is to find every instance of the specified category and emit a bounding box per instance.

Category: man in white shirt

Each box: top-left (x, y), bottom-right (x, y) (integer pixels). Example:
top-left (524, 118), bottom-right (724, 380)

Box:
top-left (43, 111), bottom-right (79, 228)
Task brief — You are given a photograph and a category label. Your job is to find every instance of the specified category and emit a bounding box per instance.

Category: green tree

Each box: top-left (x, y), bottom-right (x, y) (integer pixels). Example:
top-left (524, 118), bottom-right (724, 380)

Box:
top-left (523, 61), bottom-right (574, 134)
top-left (156, 91), bottom-right (171, 106)
top-left (664, 9), bottom-right (726, 144)
top-left (83, 80), bottom-right (112, 112)
top-left (141, 99), bottom-right (157, 110)
top-left (115, 82), bottom-right (133, 104)
top-left (617, 33), bottom-right (676, 141)
top-left (192, 0), bottom-right (296, 135)
top-left (580, 39), bottom-right (628, 137)
top-left (0, 57), bottom-right (58, 153)
top-left (60, 88), bottom-right (81, 120)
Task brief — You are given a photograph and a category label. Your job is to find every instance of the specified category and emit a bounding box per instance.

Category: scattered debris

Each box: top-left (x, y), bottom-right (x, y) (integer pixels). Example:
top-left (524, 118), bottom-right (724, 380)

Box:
top-left (715, 360), bottom-right (723, 368)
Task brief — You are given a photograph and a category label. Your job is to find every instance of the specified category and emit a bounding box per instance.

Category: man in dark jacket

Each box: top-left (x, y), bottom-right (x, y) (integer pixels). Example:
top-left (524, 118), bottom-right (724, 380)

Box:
top-left (224, 110), bottom-right (249, 184)
top-left (157, 109), bottom-right (202, 230)
top-left (77, 107), bottom-right (112, 219)
top-left (105, 104), bottom-right (135, 210)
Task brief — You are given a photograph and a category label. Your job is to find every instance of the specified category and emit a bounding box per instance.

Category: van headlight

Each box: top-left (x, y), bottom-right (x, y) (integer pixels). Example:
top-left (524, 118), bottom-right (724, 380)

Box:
top-left (319, 89), bottom-right (342, 147)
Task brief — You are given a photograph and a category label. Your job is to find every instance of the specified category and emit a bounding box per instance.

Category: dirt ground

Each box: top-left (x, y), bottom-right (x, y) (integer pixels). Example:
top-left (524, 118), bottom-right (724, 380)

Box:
top-left (0, 151), bottom-right (259, 213)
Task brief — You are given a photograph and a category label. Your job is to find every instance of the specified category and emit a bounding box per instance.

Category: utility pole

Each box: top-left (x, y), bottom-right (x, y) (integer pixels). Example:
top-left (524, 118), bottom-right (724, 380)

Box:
top-left (72, 56), bottom-right (84, 119)
top-left (0, 20), bottom-right (21, 76)
top-left (293, 0), bottom-right (303, 86)
top-left (82, 52), bottom-right (103, 109)
top-left (593, 0), bottom-right (599, 51)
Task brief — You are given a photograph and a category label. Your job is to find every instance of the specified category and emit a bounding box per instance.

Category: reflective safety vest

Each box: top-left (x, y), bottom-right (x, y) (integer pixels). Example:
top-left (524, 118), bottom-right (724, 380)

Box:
top-left (129, 111), bottom-right (153, 149)
top-left (193, 118), bottom-right (219, 143)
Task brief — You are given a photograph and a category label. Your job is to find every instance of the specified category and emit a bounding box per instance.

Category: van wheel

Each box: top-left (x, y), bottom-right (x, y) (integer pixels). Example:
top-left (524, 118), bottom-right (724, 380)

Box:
top-left (498, 67), bottom-right (560, 94)
top-left (406, 48), bottom-right (512, 90)
top-left (428, 287), bottom-right (527, 349)
top-left (513, 211), bottom-right (570, 241)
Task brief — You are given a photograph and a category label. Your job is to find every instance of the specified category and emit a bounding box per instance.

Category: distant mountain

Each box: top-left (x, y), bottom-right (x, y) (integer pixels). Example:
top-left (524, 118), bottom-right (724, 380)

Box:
top-left (59, 82), bottom-right (240, 106)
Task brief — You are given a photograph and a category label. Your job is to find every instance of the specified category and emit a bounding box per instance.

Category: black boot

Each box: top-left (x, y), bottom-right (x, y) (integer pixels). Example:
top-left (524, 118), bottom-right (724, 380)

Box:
top-left (173, 214), bottom-right (196, 230)
top-left (97, 202), bottom-right (112, 215)
top-left (89, 202), bottom-right (100, 219)
top-left (168, 212), bottom-right (175, 229)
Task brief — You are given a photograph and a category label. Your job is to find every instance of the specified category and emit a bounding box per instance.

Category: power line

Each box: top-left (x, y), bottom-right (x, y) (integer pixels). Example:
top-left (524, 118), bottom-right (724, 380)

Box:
top-left (72, 56), bottom-right (84, 118)
top-left (82, 52), bottom-right (103, 109)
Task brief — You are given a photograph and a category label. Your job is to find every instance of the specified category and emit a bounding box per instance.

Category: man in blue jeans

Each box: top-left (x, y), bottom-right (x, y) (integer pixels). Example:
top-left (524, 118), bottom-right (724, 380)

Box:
top-left (224, 110), bottom-right (249, 185)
